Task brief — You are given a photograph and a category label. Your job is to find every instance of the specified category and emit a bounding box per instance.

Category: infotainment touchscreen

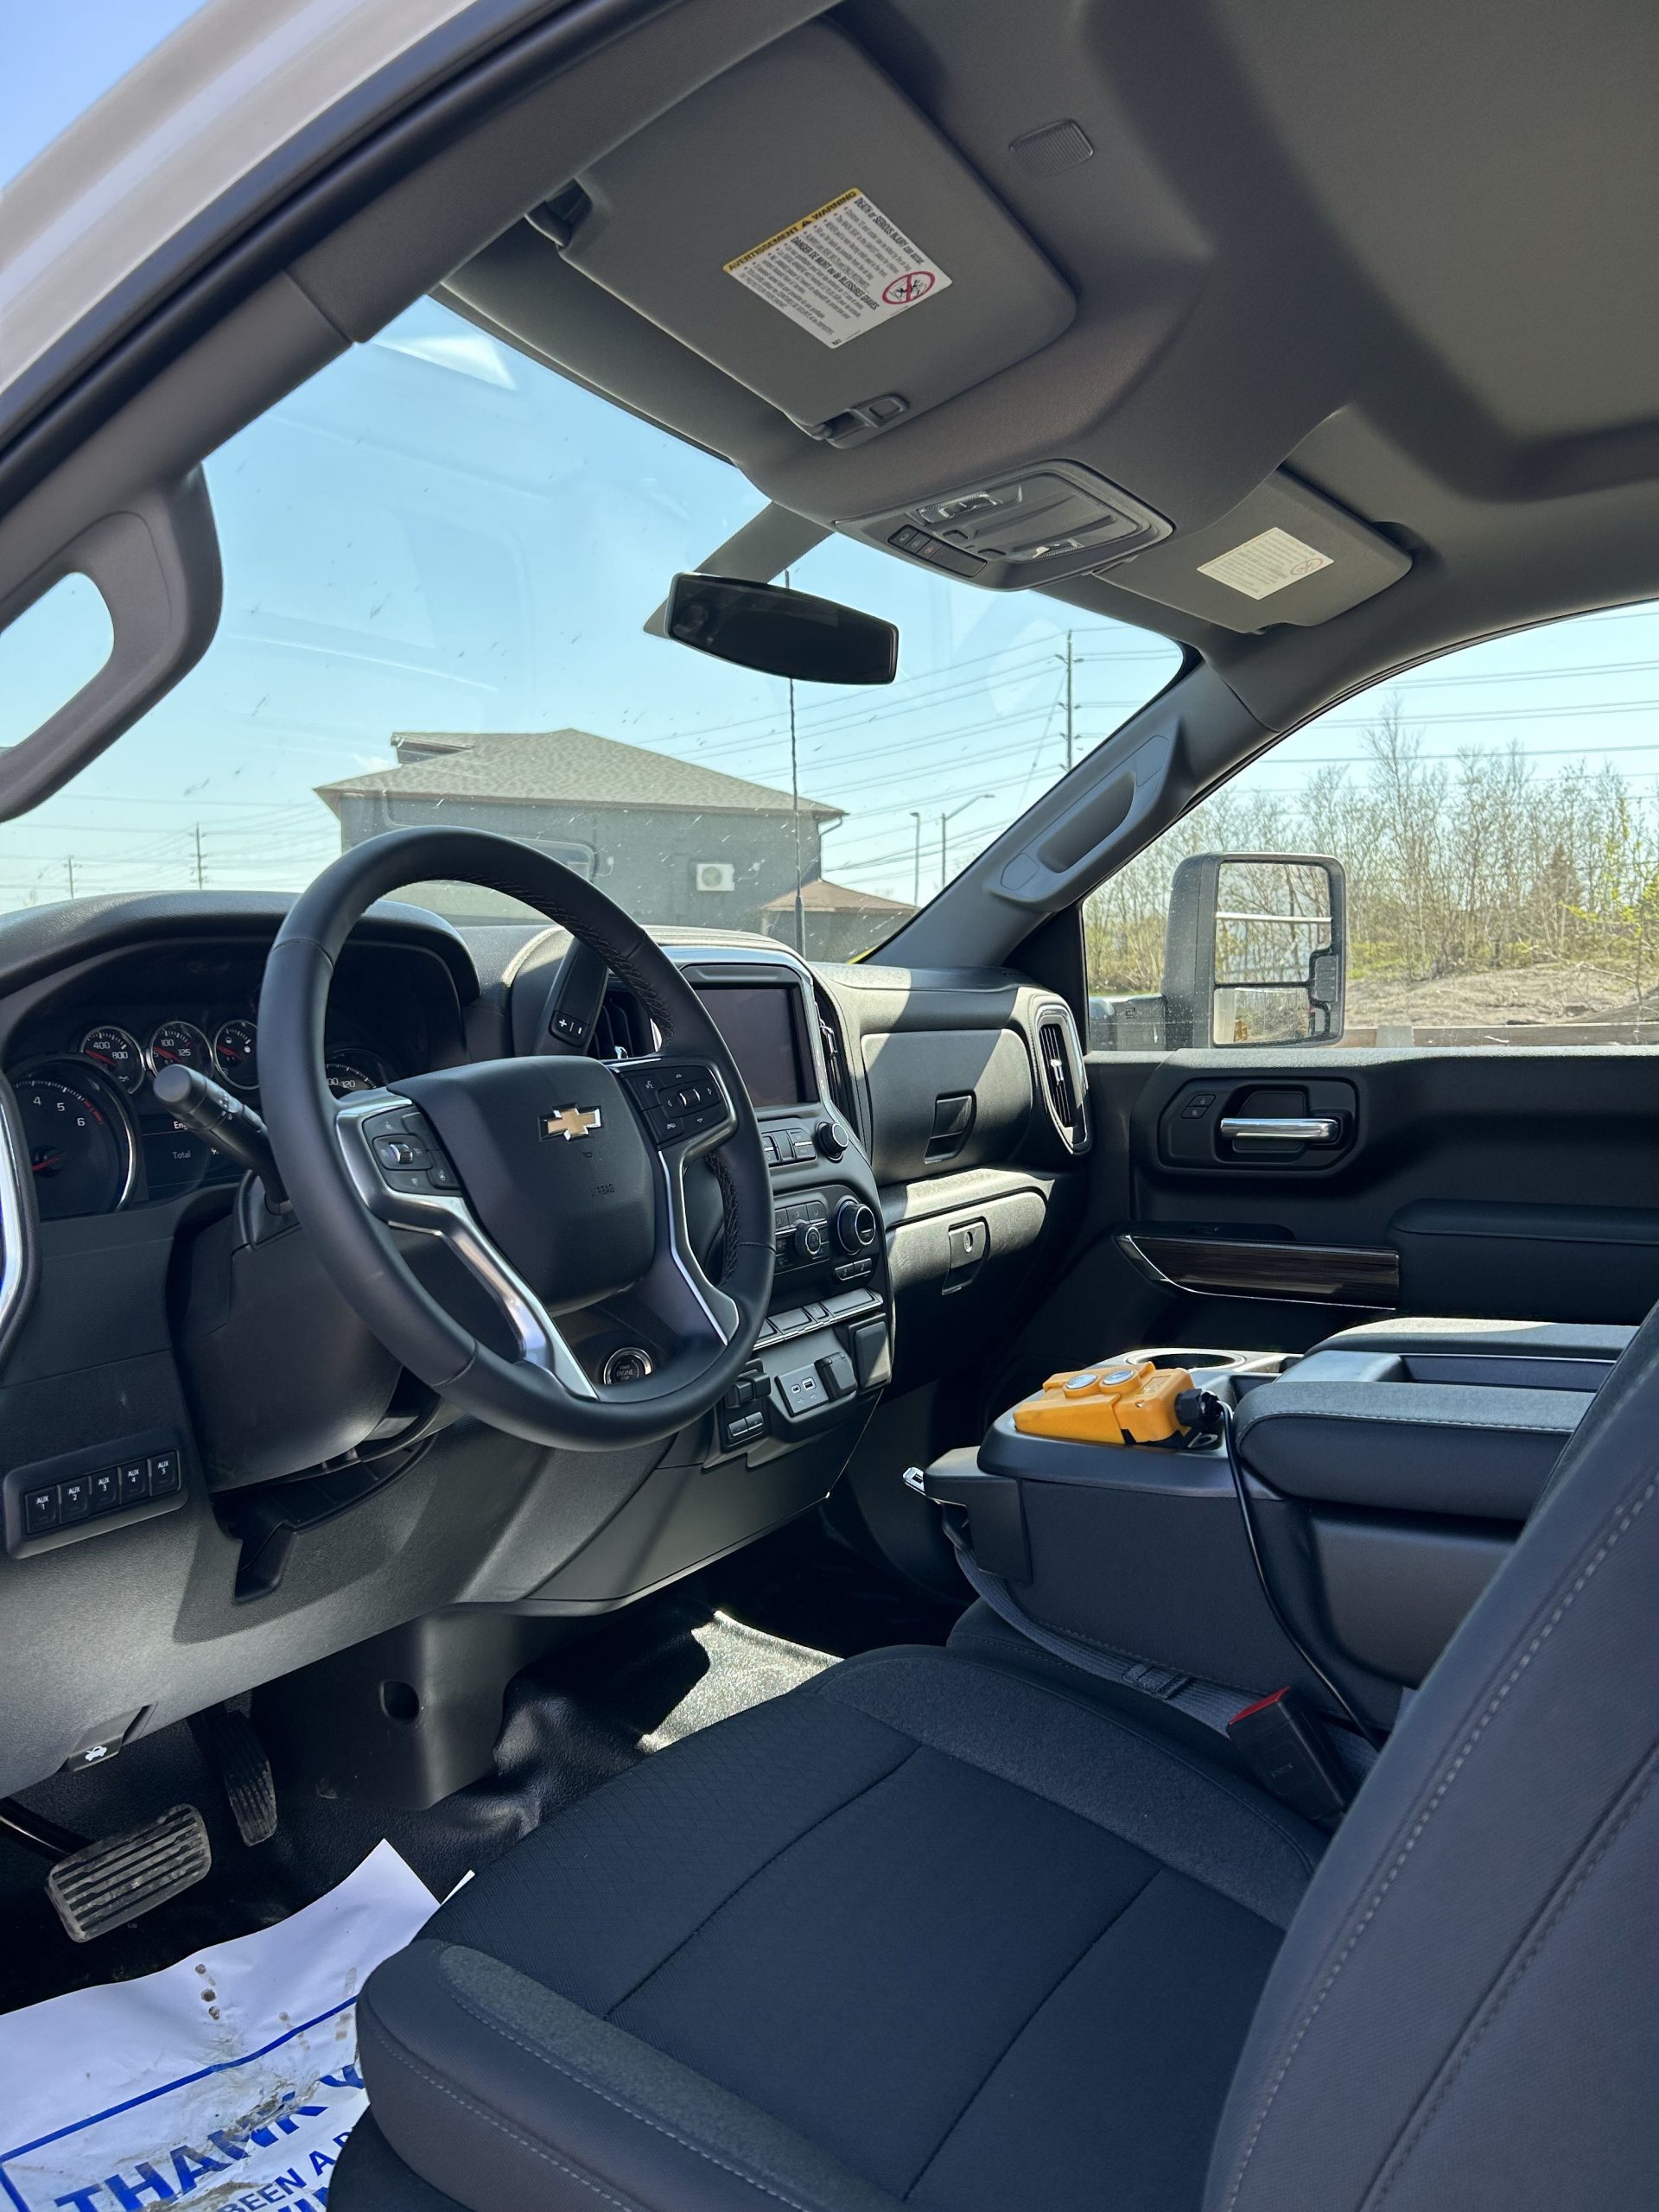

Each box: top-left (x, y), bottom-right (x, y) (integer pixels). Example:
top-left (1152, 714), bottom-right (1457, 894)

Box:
top-left (696, 984), bottom-right (809, 1109)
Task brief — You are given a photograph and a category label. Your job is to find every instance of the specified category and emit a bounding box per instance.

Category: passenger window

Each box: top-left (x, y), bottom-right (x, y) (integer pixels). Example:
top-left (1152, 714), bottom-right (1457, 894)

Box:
top-left (1084, 598), bottom-right (1659, 1047)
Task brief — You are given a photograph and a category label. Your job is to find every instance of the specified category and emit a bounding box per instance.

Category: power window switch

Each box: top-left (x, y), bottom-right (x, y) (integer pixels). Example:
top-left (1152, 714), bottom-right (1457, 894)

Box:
top-left (23, 1486), bottom-right (60, 1537)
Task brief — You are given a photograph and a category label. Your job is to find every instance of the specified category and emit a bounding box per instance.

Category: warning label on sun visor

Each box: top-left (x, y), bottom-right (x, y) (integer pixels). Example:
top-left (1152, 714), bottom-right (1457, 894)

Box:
top-left (724, 189), bottom-right (952, 349)
top-left (1196, 527), bottom-right (1334, 601)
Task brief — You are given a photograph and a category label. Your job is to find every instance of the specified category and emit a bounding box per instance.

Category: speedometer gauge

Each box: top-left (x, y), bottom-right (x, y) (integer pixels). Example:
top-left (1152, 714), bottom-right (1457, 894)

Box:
top-left (325, 1058), bottom-right (378, 1097)
top-left (213, 1019), bottom-right (258, 1089)
top-left (80, 1024), bottom-right (143, 1093)
top-left (147, 1020), bottom-right (212, 1077)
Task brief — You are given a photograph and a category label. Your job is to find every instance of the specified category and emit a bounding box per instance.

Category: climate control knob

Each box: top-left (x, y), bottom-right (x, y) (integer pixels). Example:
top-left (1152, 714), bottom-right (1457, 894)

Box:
top-left (792, 1219), bottom-right (830, 1263)
top-left (835, 1198), bottom-right (879, 1255)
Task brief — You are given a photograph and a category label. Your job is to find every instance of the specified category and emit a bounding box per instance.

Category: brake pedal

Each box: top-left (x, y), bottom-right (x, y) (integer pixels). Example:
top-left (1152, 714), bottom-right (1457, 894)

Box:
top-left (192, 1705), bottom-right (278, 1847)
top-left (47, 1802), bottom-right (212, 1942)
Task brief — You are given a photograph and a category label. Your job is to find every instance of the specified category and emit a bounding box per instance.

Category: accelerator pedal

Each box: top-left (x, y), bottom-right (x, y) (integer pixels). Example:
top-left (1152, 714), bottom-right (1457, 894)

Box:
top-left (47, 1802), bottom-right (212, 1942)
top-left (192, 1705), bottom-right (278, 1847)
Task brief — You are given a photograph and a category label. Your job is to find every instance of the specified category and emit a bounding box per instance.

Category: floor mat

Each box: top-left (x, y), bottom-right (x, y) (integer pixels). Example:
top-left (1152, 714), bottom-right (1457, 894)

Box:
top-left (1, 1581), bottom-right (846, 2018)
top-left (0, 1843), bottom-right (434, 2212)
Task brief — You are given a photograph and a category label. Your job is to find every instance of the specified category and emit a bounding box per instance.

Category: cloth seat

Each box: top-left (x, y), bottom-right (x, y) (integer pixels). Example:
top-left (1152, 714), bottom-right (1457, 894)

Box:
top-left (337, 1643), bottom-right (1324, 2212)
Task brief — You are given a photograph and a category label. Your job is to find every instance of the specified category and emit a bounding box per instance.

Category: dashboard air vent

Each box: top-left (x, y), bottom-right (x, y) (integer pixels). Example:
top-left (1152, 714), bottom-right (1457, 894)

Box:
top-left (1036, 1006), bottom-right (1090, 1154)
top-left (814, 986), bottom-right (857, 1128)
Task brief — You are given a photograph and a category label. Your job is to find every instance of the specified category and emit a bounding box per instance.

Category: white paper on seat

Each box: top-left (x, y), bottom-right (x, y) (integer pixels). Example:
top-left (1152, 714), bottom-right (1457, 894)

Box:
top-left (0, 1840), bottom-right (435, 2212)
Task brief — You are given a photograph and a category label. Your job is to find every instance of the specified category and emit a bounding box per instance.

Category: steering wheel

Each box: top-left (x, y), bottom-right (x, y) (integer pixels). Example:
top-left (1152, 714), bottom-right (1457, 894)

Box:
top-left (258, 828), bottom-right (774, 1447)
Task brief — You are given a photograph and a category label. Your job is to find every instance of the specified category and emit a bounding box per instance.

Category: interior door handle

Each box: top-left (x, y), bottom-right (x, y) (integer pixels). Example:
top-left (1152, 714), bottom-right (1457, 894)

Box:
top-left (1219, 1115), bottom-right (1343, 1144)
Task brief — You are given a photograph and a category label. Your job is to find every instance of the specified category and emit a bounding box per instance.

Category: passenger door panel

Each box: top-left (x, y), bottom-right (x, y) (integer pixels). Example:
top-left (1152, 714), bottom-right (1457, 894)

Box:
top-left (1063, 1049), bottom-right (1659, 1355)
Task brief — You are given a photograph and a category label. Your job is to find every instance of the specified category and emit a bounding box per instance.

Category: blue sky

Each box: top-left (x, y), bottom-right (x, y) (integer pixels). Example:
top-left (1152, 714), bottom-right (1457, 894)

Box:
top-left (0, 297), bottom-right (1179, 911)
top-left (3, 18), bottom-right (1658, 926)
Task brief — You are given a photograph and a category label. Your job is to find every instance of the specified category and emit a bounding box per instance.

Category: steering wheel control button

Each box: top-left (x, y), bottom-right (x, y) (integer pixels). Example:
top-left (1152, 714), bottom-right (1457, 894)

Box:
top-left (373, 1135), bottom-right (429, 1168)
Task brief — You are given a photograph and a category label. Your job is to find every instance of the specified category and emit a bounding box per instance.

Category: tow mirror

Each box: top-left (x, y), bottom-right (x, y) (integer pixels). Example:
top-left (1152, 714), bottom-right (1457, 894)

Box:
top-left (662, 573), bottom-right (897, 685)
top-left (1162, 853), bottom-right (1346, 1047)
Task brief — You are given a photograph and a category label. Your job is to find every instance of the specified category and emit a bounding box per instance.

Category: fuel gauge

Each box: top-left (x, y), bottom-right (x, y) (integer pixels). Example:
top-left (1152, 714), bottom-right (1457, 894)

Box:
top-left (213, 1019), bottom-right (258, 1090)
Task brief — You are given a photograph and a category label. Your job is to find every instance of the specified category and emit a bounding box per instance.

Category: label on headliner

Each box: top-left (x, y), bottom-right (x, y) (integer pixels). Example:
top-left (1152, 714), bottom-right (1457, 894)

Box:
top-left (1197, 526), bottom-right (1334, 600)
top-left (724, 189), bottom-right (952, 349)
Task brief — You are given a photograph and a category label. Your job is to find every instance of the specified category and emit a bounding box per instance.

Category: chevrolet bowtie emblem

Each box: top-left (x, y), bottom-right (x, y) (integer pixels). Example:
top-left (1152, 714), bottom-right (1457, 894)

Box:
top-left (540, 1104), bottom-right (602, 1142)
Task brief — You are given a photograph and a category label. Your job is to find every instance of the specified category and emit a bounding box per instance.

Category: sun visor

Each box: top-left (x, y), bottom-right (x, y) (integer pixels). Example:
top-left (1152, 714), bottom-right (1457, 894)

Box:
top-left (1103, 473), bottom-right (1412, 632)
top-left (550, 22), bottom-right (1074, 448)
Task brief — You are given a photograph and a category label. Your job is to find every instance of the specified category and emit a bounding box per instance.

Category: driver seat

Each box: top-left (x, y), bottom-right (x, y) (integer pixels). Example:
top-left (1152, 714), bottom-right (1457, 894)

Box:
top-left (334, 1311), bottom-right (1659, 2212)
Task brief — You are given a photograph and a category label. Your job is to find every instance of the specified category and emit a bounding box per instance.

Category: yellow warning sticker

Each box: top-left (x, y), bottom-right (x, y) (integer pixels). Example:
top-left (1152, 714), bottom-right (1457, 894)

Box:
top-left (724, 188), bottom-right (952, 349)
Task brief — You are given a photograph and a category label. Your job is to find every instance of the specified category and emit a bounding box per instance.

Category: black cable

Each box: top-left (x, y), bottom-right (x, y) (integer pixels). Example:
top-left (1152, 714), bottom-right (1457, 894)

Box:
top-left (1206, 1394), bottom-right (1387, 1751)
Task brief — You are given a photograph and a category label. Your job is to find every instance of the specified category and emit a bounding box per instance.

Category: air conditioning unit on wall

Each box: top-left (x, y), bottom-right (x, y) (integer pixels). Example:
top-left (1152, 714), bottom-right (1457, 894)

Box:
top-left (694, 862), bottom-right (735, 893)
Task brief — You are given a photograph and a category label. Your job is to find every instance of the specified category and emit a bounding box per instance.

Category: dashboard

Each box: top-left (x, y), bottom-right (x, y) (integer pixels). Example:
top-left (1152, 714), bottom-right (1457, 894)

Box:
top-left (0, 925), bottom-right (468, 1219)
top-left (14, 1012), bottom-right (397, 1219)
top-left (0, 891), bottom-right (1084, 1808)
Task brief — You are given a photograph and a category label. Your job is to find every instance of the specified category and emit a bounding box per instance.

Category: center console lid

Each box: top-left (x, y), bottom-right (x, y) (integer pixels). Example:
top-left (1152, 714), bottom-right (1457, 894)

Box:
top-left (1233, 1315), bottom-right (1607, 1521)
top-left (1306, 1314), bottom-right (1634, 1394)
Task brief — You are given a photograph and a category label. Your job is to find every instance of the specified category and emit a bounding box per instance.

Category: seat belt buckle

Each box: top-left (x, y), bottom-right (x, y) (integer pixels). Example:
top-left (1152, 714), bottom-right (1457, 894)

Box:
top-left (1227, 1688), bottom-right (1353, 1823)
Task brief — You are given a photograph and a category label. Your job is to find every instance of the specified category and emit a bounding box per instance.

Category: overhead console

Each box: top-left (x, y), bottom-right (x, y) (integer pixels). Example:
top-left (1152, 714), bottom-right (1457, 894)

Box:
top-left (859, 461), bottom-right (1170, 589)
top-left (441, 5), bottom-right (1415, 632)
top-left (546, 22), bottom-right (1074, 450)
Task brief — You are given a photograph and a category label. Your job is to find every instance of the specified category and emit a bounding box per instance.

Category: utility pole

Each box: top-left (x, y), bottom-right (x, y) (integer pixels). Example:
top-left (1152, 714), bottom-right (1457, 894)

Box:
top-left (1065, 628), bottom-right (1075, 772)
top-left (785, 565), bottom-right (804, 957)
top-left (194, 823), bottom-right (206, 889)
top-left (66, 857), bottom-right (76, 898)
top-left (910, 811), bottom-right (923, 906)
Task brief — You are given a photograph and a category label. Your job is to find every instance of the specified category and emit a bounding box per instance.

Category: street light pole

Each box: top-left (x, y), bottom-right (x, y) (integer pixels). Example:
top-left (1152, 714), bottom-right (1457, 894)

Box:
top-left (938, 795), bottom-right (992, 896)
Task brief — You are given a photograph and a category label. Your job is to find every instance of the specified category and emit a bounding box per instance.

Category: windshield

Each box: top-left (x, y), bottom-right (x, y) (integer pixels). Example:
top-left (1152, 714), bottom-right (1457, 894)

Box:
top-left (0, 298), bottom-right (1181, 957)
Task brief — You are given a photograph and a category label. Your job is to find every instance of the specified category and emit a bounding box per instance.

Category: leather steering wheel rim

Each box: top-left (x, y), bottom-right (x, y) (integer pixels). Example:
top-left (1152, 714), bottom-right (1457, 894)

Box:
top-left (259, 826), bottom-right (775, 1448)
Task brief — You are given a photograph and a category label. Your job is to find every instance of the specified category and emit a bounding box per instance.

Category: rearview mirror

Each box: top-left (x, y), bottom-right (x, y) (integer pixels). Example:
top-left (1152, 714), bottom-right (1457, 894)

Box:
top-left (663, 573), bottom-right (898, 685)
top-left (1162, 852), bottom-right (1346, 1047)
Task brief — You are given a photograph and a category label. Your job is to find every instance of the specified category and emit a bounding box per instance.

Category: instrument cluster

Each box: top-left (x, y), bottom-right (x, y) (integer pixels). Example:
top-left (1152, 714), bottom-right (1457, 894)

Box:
top-left (14, 1014), bottom-right (389, 1220)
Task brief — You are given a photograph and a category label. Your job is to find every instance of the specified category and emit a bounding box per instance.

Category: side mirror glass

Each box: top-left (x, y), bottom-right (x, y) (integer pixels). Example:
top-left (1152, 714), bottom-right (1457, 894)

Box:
top-left (1162, 852), bottom-right (1347, 1047)
top-left (662, 573), bottom-right (898, 686)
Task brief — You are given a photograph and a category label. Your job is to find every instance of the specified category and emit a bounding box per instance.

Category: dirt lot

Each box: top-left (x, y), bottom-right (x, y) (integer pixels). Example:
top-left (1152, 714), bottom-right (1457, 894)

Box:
top-left (1349, 959), bottom-right (1658, 1034)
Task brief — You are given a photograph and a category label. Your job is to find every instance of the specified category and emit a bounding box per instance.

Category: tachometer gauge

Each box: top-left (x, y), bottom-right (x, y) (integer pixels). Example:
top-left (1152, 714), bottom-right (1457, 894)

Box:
top-left (15, 1065), bottom-right (135, 1219)
top-left (213, 1018), bottom-right (258, 1090)
top-left (147, 1019), bottom-right (212, 1078)
top-left (324, 1058), bottom-right (377, 1097)
top-left (79, 1024), bottom-right (143, 1094)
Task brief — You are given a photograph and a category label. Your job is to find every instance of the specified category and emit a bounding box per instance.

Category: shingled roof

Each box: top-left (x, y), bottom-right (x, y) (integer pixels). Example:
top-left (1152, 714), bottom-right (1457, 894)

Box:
top-left (316, 728), bottom-right (842, 821)
top-left (760, 877), bottom-right (915, 915)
